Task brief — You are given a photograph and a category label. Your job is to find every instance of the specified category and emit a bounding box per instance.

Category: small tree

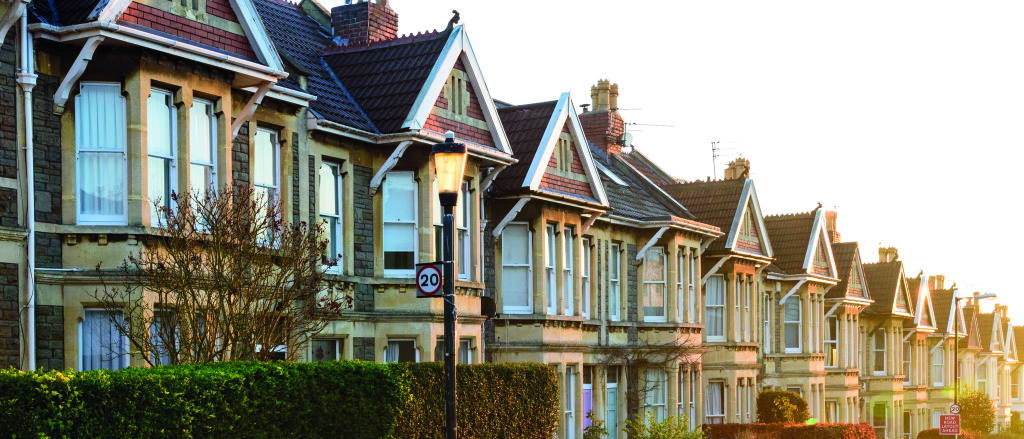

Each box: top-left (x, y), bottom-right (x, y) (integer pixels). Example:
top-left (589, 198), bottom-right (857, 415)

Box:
top-left (623, 412), bottom-right (704, 439)
top-left (95, 185), bottom-right (349, 365)
top-left (756, 390), bottom-right (809, 424)
top-left (584, 411), bottom-right (609, 439)
top-left (959, 387), bottom-right (996, 433)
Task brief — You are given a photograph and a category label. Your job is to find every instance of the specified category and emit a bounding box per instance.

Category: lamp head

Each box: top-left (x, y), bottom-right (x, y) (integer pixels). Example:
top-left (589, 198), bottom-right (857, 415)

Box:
top-left (432, 131), bottom-right (467, 207)
top-left (974, 293), bottom-right (997, 300)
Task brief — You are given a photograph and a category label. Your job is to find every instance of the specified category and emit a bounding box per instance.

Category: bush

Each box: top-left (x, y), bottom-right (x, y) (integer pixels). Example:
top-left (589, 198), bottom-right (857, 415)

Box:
top-left (704, 422), bottom-right (875, 439)
top-left (756, 390), bottom-right (810, 423)
top-left (625, 412), bottom-right (704, 439)
top-left (390, 362), bottom-right (559, 439)
top-left (918, 428), bottom-right (980, 439)
top-left (0, 361), bottom-right (409, 439)
top-left (960, 388), bottom-right (997, 433)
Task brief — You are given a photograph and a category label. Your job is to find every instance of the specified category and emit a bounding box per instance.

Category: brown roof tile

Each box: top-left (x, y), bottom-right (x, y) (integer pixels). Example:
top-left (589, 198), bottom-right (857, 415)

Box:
top-left (491, 101), bottom-right (558, 195)
top-left (662, 178), bottom-right (746, 253)
top-left (931, 289), bottom-right (955, 333)
top-left (862, 261), bottom-right (906, 315)
top-left (764, 212), bottom-right (816, 274)
top-left (827, 242), bottom-right (866, 298)
top-left (621, 150), bottom-right (676, 186)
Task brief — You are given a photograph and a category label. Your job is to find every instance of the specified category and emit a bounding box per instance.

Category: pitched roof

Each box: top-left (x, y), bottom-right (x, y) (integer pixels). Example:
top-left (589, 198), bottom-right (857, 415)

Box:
top-left (931, 288), bottom-right (955, 333)
top-left (596, 151), bottom-right (688, 221)
top-left (828, 242), bottom-right (867, 299)
top-left (978, 312), bottom-right (999, 352)
top-left (1015, 327), bottom-right (1024, 362)
top-left (28, 0), bottom-right (101, 26)
top-left (621, 150), bottom-right (676, 186)
top-left (253, 0), bottom-right (377, 132)
top-left (662, 178), bottom-right (746, 252)
top-left (960, 305), bottom-right (982, 349)
top-left (323, 30), bottom-right (450, 134)
top-left (492, 101), bottom-right (559, 195)
top-left (862, 261), bottom-right (911, 316)
top-left (764, 212), bottom-right (816, 274)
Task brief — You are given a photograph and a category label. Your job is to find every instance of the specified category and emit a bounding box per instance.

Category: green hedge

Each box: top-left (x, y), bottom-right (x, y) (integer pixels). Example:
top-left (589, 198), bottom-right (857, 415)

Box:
top-left (756, 390), bottom-right (810, 423)
top-left (0, 361), bottom-right (558, 439)
top-left (0, 361), bottom-right (409, 439)
top-left (919, 428), bottom-right (981, 439)
top-left (704, 422), bottom-right (876, 439)
top-left (391, 362), bottom-right (559, 439)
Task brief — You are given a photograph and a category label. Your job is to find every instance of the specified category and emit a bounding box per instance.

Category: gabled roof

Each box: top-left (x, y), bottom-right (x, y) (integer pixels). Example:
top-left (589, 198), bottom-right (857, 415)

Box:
top-left (828, 242), bottom-right (871, 300)
top-left (764, 210), bottom-right (836, 278)
top-left (28, 0), bottom-right (104, 26)
top-left (930, 288), bottom-right (964, 335)
top-left (323, 25), bottom-right (511, 154)
top-left (907, 276), bottom-right (937, 330)
top-left (961, 304), bottom-right (983, 350)
top-left (594, 148), bottom-right (708, 224)
top-left (663, 178), bottom-right (773, 257)
top-left (253, 0), bottom-right (376, 132)
top-left (979, 311), bottom-right (1005, 354)
top-left (491, 94), bottom-right (608, 207)
top-left (1005, 318), bottom-right (1018, 361)
top-left (862, 261), bottom-right (914, 318)
top-left (1015, 327), bottom-right (1024, 363)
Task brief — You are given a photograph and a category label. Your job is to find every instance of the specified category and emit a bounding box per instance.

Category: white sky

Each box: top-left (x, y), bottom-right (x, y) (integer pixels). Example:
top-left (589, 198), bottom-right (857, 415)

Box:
top-left (321, 0), bottom-right (1024, 314)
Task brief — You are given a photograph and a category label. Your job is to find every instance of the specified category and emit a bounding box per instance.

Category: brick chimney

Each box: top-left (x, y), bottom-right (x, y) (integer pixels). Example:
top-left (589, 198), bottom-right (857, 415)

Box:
top-left (823, 210), bottom-right (841, 243)
top-left (877, 246), bottom-right (898, 263)
top-left (331, 0), bottom-right (398, 46)
top-left (579, 79), bottom-right (625, 157)
top-left (722, 158), bottom-right (751, 180)
top-left (928, 275), bottom-right (945, 290)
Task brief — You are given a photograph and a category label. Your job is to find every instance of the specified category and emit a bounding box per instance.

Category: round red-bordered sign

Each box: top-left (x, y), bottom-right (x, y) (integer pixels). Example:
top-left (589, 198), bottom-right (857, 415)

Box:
top-left (416, 264), bottom-right (443, 296)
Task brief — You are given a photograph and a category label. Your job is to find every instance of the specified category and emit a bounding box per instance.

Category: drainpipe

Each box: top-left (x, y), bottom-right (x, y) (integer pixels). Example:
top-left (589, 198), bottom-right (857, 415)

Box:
top-left (17, 12), bottom-right (37, 371)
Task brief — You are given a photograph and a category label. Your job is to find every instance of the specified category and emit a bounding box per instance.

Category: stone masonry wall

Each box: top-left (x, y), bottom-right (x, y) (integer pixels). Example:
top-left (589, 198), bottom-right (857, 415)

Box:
top-left (291, 141), bottom-right (299, 225)
top-left (231, 120), bottom-right (249, 186)
top-left (35, 232), bottom-right (61, 269)
top-left (352, 165), bottom-right (373, 277)
top-left (0, 32), bottom-right (16, 180)
top-left (0, 263), bottom-right (18, 368)
top-left (483, 217), bottom-right (495, 345)
top-left (34, 305), bottom-right (63, 371)
top-left (627, 244), bottom-right (638, 344)
top-left (352, 336), bottom-right (375, 361)
top-left (33, 72), bottom-right (62, 224)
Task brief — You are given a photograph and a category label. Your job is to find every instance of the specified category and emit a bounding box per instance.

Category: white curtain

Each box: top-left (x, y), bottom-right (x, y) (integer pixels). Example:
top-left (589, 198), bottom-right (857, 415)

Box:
top-left (501, 224), bottom-right (531, 312)
top-left (383, 172), bottom-right (416, 272)
top-left (82, 310), bottom-right (127, 371)
top-left (706, 381), bottom-right (724, 423)
top-left (77, 83), bottom-right (127, 223)
top-left (706, 277), bottom-right (724, 338)
top-left (563, 228), bottom-right (574, 316)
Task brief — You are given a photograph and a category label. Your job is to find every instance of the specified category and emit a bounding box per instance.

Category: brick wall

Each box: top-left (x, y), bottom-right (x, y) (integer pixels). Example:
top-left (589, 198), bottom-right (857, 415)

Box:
top-left (35, 232), bottom-right (61, 269)
top-left (540, 173), bottom-right (594, 197)
top-left (34, 305), bottom-right (63, 371)
top-left (0, 263), bottom-right (18, 368)
top-left (33, 73), bottom-right (62, 224)
top-left (423, 114), bottom-right (495, 147)
top-left (0, 32), bottom-right (16, 180)
top-left (231, 120), bottom-right (249, 186)
top-left (120, 2), bottom-right (257, 60)
top-left (206, 0), bottom-right (239, 22)
top-left (579, 110), bottom-right (625, 157)
top-left (352, 165), bottom-right (374, 277)
top-left (330, 2), bottom-right (398, 45)
top-left (352, 336), bottom-right (376, 361)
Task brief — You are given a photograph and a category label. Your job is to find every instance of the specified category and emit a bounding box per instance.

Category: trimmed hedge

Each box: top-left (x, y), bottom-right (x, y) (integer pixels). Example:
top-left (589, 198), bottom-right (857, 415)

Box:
top-left (0, 361), bottom-right (410, 439)
top-left (391, 362), bottom-right (559, 439)
top-left (0, 361), bottom-right (558, 439)
top-left (919, 429), bottom-right (981, 439)
top-left (704, 422), bottom-right (876, 439)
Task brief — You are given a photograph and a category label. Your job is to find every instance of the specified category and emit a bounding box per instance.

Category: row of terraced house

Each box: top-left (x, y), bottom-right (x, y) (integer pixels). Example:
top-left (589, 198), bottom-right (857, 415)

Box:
top-left (0, 1), bottom-right (1019, 438)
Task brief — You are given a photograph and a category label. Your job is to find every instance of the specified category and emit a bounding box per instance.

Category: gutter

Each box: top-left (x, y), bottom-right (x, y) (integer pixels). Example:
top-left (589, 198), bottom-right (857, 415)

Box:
top-left (18, 11), bottom-right (37, 371)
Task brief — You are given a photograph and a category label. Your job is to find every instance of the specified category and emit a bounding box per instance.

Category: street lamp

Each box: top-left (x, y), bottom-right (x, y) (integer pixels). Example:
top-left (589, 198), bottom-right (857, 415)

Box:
top-left (955, 292), bottom-right (997, 406)
top-left (432, 131), bottom-right (467, 439)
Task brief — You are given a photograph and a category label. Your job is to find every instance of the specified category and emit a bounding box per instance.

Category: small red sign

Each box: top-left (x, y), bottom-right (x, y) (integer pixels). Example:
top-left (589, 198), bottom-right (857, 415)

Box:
top-left (939, 415), bottom-right (960, 435)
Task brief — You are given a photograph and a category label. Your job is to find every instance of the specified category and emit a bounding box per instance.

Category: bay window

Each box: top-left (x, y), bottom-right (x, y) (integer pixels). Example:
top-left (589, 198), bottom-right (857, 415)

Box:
top-left (319, 162), bottom-right (343, 267)
top-left (563, 227), bottom-right (574, 316)
top-left (874, 329), bottom-right (887, 375)
top-left (903, 340), bottom-right (911, 384)
top-left (76, 82), bottom-right (127, 225)
top-left (147, 88), bottom-right (176, 226)
top-left (501, 223), bottom-right (532, 314)
top-left (688, 252), bottom-right (697, 323)
top-left (80, 309), bottom-right (129, 371)
top-left (643, 247), bottom-right (666, 321)
top-left (546, 225), bottom-right (557, 314)
top-left (932, 347), bottom-right (944, 387)
top-left (383, 171), bottom-right (417, 276)
top-left (825, 315), bottom-right (838, 367)
top-left (644, 368), bottom-right (667, 422)
top-left (581, 239), bottom-right (591, 319)
top-left (977, 364), bottom-right (987, 393)
top-left (458, 182), bottom-right (470, 280)
top-left (254, 128), bottom-right (280, 243)
top-left (784, 298), bottom-right (801, 352)
top-left (189, 98), bottom-right (217, 196)
top-left (706, 275), bottom-right (725, 341)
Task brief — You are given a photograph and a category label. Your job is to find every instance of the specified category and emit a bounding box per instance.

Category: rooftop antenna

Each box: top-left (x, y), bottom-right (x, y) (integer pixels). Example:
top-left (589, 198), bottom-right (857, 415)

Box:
top-left (711, 141), bottom-right (721, 179)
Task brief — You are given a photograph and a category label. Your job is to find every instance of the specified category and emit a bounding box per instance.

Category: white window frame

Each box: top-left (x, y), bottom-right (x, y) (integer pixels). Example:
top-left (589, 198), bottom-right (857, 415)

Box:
top-left (903, 340), bottom-right (912, 385)
top-left (643, 247), bottom-right (667, 322)
top-left (744, 278), bottom-right (751, 342)
top-left (501, 222), bottom-right (533, 314)
top-left (825, 399), bottom-right (838, 424)
top-left (644, 368), bottom-right (668, 422)
top-left (563, 227), bottom-right (575, 316)
top-left (764, 294), bottom-right (772, 354)
top-left (825, 315), bottom-right (838, 368)
top-left (581, 238), bottom-right (591, 320)
top-left (1012, 368), bottom-right (1020, 401)
top-left (384, 338), bottom-right (419, 363)
top-left (147, 88), bottom-right (177, 227)
top-left (932, 347), bottom-right (945, 387)
top-left (546, 225), bottom-right (557, 315)
top-left (784, 298), bottom-right (802, 353)
top-left (76, 82), bottom-right (128, 225)
top-left (458, 339), bottom-right (472, 364)
top-left (874, 329), bottom-right (887, 376)
top-left (706, 275), bottom-right (726, 341)
top-left (319, 161), bottom-right (343, 271)
top-left (565, 366), bottom-right (576, 439)
top-left (677, 251), bottom-right (685, 322)
top-left (689, 370), bottom-right (697, 430)
top-left (706, 380), bottom-right (725, 424)
top-left (80, 308), bottom-right (130, 371)
top-left (189, 97), bottom-right (218, 197)
top-left (610, 243), bottom-right (621, 321)
top-left (688, 251), bottom-right (697, 323)
top-left (458, 182), bottom-right (471, 280)
top-left (873, 404), bottom-right (888, 439)
top-left (382, 171), bottom-right (418, 277)
top-left (254, 127), bottom-right (281, 244)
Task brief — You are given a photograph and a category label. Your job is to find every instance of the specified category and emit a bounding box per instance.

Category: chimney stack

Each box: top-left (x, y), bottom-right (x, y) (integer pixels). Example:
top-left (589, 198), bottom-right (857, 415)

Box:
top-left (579, 79), bottom-right (625, 157)
top-left (823, 210), bottom-right (841, 243)
top-left (722, 158), bottom-right (751, 180)
top-left (331, 0), bottom-right (398, 46)
top-left (877, 246), bottom-right (898, 263)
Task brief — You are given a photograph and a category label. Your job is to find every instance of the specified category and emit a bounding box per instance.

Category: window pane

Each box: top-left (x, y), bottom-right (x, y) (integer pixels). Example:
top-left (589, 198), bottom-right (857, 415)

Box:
top-left (190, 164), bottom-right (211, 194)
top-left (148, 156), bottom-right (171, 220)
top-left (82, 309), bottom-right (127, 371)
top-left (312, 340), bottom-right (337, 362)
top-left (502, 224), bottom-right (529, 264)
top-left (78, 83), bottom-right (125, 151)
top-left (254, 129), bottom-right (276, 186)
top-left (79, 152), bottom-right (126, 216)
top-left (319, 164), bottom-right (338, 216)
top-left (384, 173), bottom-right (416, 222)
top-left (189, 100), bottom-right (213, 164)
top-left (383, 223), bottom-right (415, 270)
top-left (147, 91), bottom-right (173, 157)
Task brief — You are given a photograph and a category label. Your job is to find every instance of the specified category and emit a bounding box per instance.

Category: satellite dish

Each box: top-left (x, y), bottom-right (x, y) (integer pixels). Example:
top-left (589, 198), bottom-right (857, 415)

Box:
top-left (621, 132), bottom-right (633, 148)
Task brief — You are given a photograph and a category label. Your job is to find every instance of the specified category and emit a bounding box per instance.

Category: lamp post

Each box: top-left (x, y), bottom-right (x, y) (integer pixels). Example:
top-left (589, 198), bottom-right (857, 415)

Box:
top-left (955, 292), bottom-right (997, 406)
top-left (432, 131), bottom-right (467, 439)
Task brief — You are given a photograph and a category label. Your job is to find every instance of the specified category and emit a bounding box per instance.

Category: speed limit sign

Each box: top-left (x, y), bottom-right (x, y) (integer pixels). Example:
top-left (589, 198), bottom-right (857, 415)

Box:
top-left (950, 404), bottom-right (961, 414)
top-left (416, 262), bottom-right (444, 298)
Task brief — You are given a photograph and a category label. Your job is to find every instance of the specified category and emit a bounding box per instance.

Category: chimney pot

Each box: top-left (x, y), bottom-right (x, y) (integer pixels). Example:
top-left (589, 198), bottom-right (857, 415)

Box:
top-left (580, 79), bottom-right (624, 157)
top-left (331, 0), bottom-right (398, 46)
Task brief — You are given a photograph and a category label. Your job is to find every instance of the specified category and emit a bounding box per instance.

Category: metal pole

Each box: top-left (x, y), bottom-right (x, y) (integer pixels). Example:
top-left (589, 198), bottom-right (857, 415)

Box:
top-left (955, 298), bottom-right (959, 406)
top-left (443, 203), bottom-right (458, 439)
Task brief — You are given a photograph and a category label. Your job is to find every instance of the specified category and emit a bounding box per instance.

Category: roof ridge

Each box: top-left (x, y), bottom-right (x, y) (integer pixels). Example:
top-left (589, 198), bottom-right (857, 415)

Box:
top-left (496, 100), bottom-right (559, 111)
top-left (324, 29), bottom-right (447, 55)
